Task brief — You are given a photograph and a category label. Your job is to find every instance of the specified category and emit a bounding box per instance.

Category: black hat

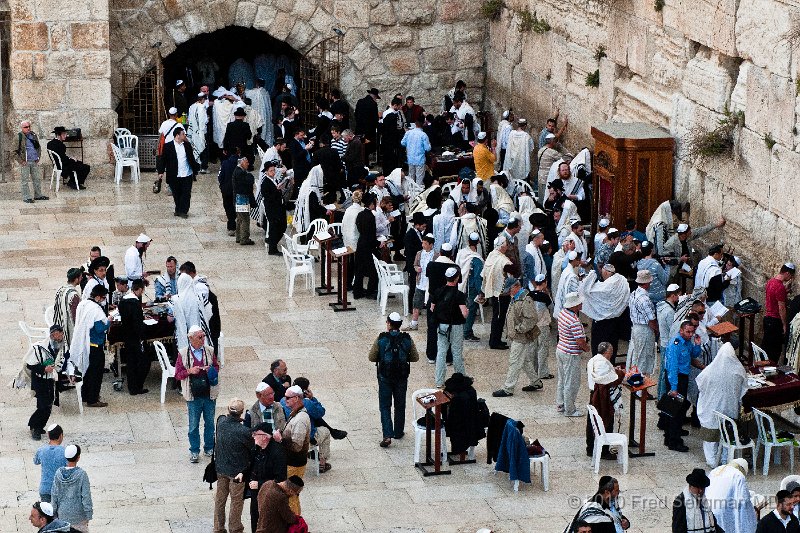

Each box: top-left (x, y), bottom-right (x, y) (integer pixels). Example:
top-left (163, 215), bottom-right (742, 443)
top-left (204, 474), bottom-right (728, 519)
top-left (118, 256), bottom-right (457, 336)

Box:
top-left (412, 212), bottom-right (426, 226)
top-left (252, 422), bottom-right (274, 434)
top-left (233, 108), bottom-right (246, 117)
top-left (49, 324), bottom-right (64, 334)
top-left (52, 126), bottom-right (67, 135)
top-left (368, 87), bottom-right (381, 98)
top-left (549, 178), bottom-right (564, 191)
top-left (686, 468), bottom-right (710, 488)
top-left (89, 256), bottom-right (110, 272)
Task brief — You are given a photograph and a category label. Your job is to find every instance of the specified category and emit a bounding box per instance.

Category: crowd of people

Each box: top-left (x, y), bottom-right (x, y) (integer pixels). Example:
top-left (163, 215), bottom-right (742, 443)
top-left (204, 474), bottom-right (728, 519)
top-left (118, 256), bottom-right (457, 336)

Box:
top-left (17, 76), bottom-right (800, 533)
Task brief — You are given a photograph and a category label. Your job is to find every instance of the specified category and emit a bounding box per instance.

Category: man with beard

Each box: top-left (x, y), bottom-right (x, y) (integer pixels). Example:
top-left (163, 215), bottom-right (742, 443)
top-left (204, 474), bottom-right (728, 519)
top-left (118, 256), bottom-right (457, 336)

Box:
top-left (26, 326), bottom-right (66, 440)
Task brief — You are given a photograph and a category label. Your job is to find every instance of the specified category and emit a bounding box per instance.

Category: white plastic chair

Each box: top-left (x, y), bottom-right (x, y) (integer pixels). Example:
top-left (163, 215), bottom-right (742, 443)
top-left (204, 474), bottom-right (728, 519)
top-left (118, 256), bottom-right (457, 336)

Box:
top-left (217, 332), bottom-right (225, 367)
top-left (506, 453), bottom-right (549, 492)
top-left (281, 245), bottom-right (314, 297)
top-left (114, 128), bottom-right (132, 144)
top-left (19, 320), bottom-right (48, 350)
top-left (327, 222), bottom-right (343, 236)
top-left (154, 341), bottom-right (175, 404)
top-left (412, 388), bottom-right (447, 465)
top-left (308, 443), bottom-right (320, 477)
top-left (780, 474), bottom-right (800, 490)
top-left (512, 179), bottom-right (534, 199)
top-left (47, 149), bottom-right (77, 193)
top-left (714, 410), bottom-right (757, 469)
top-left (441, 182), bottom-right (455, 198)
top-left (116, 134), bottom-right (139, 158)
top-left (111, 143), bottom-right (140, 184)
top-left (752, 408), bottom-right (793, 475)
top-left (44, 306), bottom-right (55, 328)
top-left (587, 404), bottom-right (629, 474)
top-left (751, 342), bottom-right (770, 363)
top-left (375, 258), bottom-right (409, 316)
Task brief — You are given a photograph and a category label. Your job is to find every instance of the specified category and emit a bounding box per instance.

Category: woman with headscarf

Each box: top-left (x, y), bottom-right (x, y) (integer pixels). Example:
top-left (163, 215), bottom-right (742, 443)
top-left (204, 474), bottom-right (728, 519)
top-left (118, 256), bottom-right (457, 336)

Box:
top-left (432, 198), bottom-right (456, 253)
top-left (171, 273), bottom-right (210, 351)
top-left (586, 342), bottom-right (625, 460)
top-left (292, 164), bottom-right (326, 234)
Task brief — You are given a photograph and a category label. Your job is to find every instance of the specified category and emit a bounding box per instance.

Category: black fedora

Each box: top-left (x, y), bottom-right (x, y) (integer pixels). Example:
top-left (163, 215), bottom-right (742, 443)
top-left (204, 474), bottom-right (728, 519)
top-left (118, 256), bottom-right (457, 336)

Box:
top-left (686, 468), bottom-right (710, 488)
top-left (233, 108), bottom-right (246, 117)
top-left (52, 126), bottom-right (67, 135)
top-left (368, 87), bottom-right (381, 99)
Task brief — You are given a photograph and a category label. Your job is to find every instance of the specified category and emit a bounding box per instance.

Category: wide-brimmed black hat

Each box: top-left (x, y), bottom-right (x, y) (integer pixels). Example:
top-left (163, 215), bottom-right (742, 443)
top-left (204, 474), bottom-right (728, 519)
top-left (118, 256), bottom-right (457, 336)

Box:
top-left (412, 212), bottom-right (426, 225)
top-left (686, 468), bottom-right (710, 488)
top-left (233, 108), bottom-right (246, 117)
top-left (52, 126), bottom-right (67, 135)
top-left (368, 87), bottom-right (381, 98)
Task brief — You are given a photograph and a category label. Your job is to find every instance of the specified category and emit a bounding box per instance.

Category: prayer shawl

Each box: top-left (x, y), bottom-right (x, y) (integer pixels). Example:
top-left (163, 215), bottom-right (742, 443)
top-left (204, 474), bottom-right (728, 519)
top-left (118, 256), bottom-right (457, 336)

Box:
top-left (787, 312), bottom-right (800, 373)
top-left (69, 299), bottom-right (107, 375)
top-left (490, 182), bottom-right (515, 216)
top-left (646, 200), bottom-right (673, 253)
top-left (502, 129), bottom-right (534, 181)
top-left (54, 284), bottom-right (79, 345)
top-left (497, 118), bottom-right (512, 150)
top-left (155, 272), bottom-right (177, 299)
top-left (432, 199), bottom-right (456, 252)
top-left (706, 463), bottom-right (758, 533)
top-left (213, 98), bottom-right (235, 148)
top-left (553, 266), bottom-right (579, 316)
top-left (696, 342), bottom-right (747, 429)
top-left (293, 164), bottom-right (324, 233)
top-left (408, 185), bottom-right (439, 216)
top-left (681, 487), bottom-right (718, 533)
top-left (525, 242), bottom-right (546, 280)
top-left (695, 256), bottom-right (722, 292)
top-left (243, 103), bottom-right (262, 139)
top-left (245, 86), bottom-right (273, 145)
top-left (580, 271), bottom-right (630, 321)
top-left (516, 195), bottom-right (537, 254)
top-left (467, 177), bottom-right (483, 202)
top-left (451, 214), bottom-right (489, 258)
top-left (551, 235), bottom-right (578, 293)
top-left (587, 354), bottom-right (623, 427)
top-left (570, 148), bottom-right (592, 177)
top-left (450, 101), bottom-right (480, 139)
top-left (171, 273), bottom-right (210, 351)
top-left (481, 249), bottom-right (511, 298)
top-left (187, 102), bottom-right (207, 160)
top-left (448, 180), bottom-right (471, 206)
top-left (456, 247), bottom-right (482, 292)
top-left (565, 498), bottom-right (614, 533)
top-left (82, 275), bottom-right (109, 309)
top-left (556, 200), bottom-right (578, 237)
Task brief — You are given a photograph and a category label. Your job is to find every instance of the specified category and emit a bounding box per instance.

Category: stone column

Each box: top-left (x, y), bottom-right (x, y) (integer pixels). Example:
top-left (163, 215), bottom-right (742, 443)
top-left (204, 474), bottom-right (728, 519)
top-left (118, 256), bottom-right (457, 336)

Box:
top-left (9, 0), bottom-right (115, 175)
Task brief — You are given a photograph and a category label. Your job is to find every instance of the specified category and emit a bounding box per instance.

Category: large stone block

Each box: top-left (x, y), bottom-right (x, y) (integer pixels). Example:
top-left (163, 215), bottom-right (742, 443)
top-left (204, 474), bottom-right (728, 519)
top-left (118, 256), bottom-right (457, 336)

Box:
top-left (235, 2), bottom-right (258, 27)
top-left (386, 50), bottom-right (420, 75)
top-left (68, 79), bottom-right (111, 109)
top-left (164, 20), bottom-right (190, 45)
top-left (71, 22), bottom-right (109, 50)
top-left (371, 26), bottom-right (414, 49)
top-left (663, 0), bottom-right (738, 56)
top-left (395, 0), bottom-right (435, 25)
top-left (369, 2), bottom-right (396, 26)
top-left (422, 46), bottom-right (451, 72)
top-left (648, 27), bottom-right (692, 91)
top-left (607, 11), bottom-right (648, 77)
top-left (735, 0), bottom-right (792, 77)
top-left (291, 0), bottom-right (317, 22)
top-left (419, 25), bottom-right (451, 49)
top-left (333, 0), bottom-right (370, 29)
top-left (452, 20), bottom-right (485, 44)
top-left (9, 0), bottom-right (34, 21)
top-left (12, 79), bottom-right (66, 110)
top-left (439, 0), bottom-right (472, 22)
top-left (347, 41), bottom-right (373, 72)
top-left (681, 50), bottom-right (736, 112)
top-left (11, 23), bottom-right (49, 52)
top-left (456, 43), bottom-right (484, 68)
top-left (83, 51), bottom-right (112, 78)
top-left (769, 146), bottom-right (800, 220)
top-left (745, 64), bottom-right (795, 146)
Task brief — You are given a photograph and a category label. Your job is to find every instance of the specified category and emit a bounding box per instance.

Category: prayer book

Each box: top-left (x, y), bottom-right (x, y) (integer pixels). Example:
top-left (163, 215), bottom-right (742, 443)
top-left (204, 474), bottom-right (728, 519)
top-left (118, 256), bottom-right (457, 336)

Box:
top-left (709, 301), bottom-right (729, 318)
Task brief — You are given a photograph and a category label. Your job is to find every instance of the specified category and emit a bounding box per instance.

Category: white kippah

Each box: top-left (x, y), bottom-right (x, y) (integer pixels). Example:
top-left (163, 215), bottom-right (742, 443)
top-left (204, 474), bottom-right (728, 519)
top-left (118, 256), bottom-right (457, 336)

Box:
top-left (666, 283), bottom-right (680, 293)
top-left (445, 267), bottom-right (459, 277)
top-left (136, 233), bottom-right (151, 243)
top-left (494, 236), bottom-right (506, 248)
top-left (598, 218), bottom-right (610, 228)
top-left (502, 110), bottom-right (509, 119)
top-left (188, 325), bottom-right (203, 335)
top-left (532, 229), bottom-right (541, 236)
top-left (65, 444), bottom-right (78, 460)
top-left (477, 131), bottom-right (487, 140)
top-left (286, 385), bottom-right (303, 397)
top-left (168, 107), bottom-right (178, 115)
top-left (676, 223), bottom-right (689, 233)
top-left (38, 502), bottom-right (54, 517)
top-left (567, 250), bottom-right (578, 260)
top-left (198, 92), bottom-right (206, 98)
top-left (468, 231), bottom-right (480, 241)
top-left (441, 243), bottom-right (453, 252)
top-left (175, 79), bottom-right (184, 86)
top-left (388, 312), bottom-right (402, 322)
top-left (255, 382), bottom-right (269, 393)
top-left (535, 273), bottom-right (546, 283)
top-left (46, 423), bottom-right (58, 432)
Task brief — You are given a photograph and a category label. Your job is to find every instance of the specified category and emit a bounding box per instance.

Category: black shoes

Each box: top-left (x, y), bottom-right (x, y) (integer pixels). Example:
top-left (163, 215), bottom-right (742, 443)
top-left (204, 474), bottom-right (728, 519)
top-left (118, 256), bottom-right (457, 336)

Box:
top-left (329, 429), bottom-right (348, 440)
top-left (23, 199), bottom-right (34, 203)
top-left (34, 196), bottom-right (49, 200)
top-left (492, 390), bottom-right (513, 397)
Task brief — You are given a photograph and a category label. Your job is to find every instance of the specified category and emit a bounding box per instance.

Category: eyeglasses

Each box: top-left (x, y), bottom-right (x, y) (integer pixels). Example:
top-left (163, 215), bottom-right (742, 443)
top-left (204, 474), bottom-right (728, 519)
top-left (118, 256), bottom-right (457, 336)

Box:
top-left (22, 126), bottom-right (30, 129)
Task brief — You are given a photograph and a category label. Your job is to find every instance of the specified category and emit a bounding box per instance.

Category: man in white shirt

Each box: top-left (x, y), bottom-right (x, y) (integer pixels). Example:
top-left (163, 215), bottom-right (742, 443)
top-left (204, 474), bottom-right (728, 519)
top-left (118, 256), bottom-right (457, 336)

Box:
top-left (157, 127), bottom-right (199, 218)
top-left (124, 233), bottom-right (152, 287)
top-left (158, 107), bottom-right (181, 144)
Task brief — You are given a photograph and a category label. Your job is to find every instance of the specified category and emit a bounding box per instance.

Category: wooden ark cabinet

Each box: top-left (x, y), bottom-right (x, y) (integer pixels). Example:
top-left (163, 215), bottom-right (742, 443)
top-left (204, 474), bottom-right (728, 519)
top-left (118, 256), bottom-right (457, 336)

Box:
top-left (590, 123), bottom-right (674, 233)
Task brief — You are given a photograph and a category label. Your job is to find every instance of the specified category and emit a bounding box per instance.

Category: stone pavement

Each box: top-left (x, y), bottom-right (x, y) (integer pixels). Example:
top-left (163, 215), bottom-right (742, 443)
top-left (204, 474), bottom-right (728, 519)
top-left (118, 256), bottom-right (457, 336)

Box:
top-left (0, 170), bottom-right (790, 532)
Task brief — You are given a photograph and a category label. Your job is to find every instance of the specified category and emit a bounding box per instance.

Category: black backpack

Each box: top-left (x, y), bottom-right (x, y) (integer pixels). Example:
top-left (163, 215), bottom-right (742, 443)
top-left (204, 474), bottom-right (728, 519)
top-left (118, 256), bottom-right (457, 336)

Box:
top-left (378, 332), bottom-right (411, 380)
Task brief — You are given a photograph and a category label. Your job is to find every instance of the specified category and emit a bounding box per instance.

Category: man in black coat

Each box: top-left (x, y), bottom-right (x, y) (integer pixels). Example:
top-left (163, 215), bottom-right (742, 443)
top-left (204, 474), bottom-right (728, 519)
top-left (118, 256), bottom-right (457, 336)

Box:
top-left (354, 88), bottom-right (380, 159)
top-left (223, 108), bottom-right (253, 168)
top-left (672, 468), bottom-right (723, 533)
top-left (261, 161), bottom-right (288, 255)
top-left (262, 359), bottom-right (291, 401)
top-left (353, 192), bottom-right (379, 299)
top-left (380, 97), bottom-right (405, 174)
top-left (232, 158), bottom-right (257, 245)
top-left (756, 490), bottom-right (799, 533)
top-left (244, 422), bottom-right (286, 533)
top-left (342, 130), bottom-right (366, 186)
top-left (46, 126), bottom-right (90, 189)
top-left (288, 128), bottom-right (313, 189)
top-left (218, 149), bottom-right (239, 236)
top-left (156, 127), bottom-right (200, 218)
top-left (329, 89), bottom-right (350, 129)
top-left (425, 245), bottom-right (456, 364)
top-left (404, 212), bottom-right (427, 312)
top-left (119, 279), bottom-right (149, 395)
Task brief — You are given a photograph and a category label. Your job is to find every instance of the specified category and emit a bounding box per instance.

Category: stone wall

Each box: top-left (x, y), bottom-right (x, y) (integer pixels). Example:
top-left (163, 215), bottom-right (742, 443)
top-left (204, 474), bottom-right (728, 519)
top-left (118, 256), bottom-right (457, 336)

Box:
top-left (107, 0), bottom-right (487, 119)
top-left (8, 0), bottom-right (116, 171)
top-left (485, 0), bottom-right (800, 299)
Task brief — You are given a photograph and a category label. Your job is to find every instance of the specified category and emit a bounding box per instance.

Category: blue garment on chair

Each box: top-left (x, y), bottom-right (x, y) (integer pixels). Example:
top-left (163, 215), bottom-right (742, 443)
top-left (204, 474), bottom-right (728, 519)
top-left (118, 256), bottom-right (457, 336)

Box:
top-left (494, 418), bottom-right (531, 483)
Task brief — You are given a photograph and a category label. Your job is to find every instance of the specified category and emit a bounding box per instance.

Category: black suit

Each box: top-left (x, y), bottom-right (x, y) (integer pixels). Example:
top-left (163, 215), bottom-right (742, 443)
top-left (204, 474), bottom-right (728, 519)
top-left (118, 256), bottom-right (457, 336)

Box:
top-left (353, 208), bottom-right (378, 298)
top-left (118, 295), bottom-right (149, 394)
top-left (261, 175), bottom-right (287, 253)
top-left (288, 138), bottom-right (311, 185)
top-left (157, 139), bottom-right (200, 215)
top-left (262, 373), bottom-right (291, 402)
top-left (223, 119), bottom-right (253, 164)
top-left (343, 138), bottom-right (366, 185)
top-left (380, 111), bottom-right (404, 174)
top-left (354, 95), bottom-right (378, 157)
top-left (672, 492), bottom-right (724, 532)
top-left (425, 260), bottom-right (455, 362)
top-left (330, 99), bottom-right (350, 129)
top-left (404, 228), bottom-right (423, 312)
top-left (46, 138), bottom-right (90, 186)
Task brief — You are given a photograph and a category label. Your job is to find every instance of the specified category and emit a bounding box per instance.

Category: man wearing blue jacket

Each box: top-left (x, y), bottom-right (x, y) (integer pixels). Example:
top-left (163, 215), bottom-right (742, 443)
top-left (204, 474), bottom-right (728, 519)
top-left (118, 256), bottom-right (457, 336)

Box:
top-left (281, 377), bottom-right (333, 474)
top-left (664, 320), bottom-right (703, 453)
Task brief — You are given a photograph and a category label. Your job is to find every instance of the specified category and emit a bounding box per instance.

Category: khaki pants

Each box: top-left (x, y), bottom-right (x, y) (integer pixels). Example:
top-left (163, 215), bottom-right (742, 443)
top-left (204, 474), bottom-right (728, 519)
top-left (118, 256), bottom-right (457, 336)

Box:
top-left (556, 349), bottom-right (581, 415)
top-left (628, 324), bottom-right (656, 375)
top-left (532, 325), bottom-right (551, 377)
top-left (501, 340), bottom-right (539, 393)
top-left (214, 474), bottom-right (245, 533)
top-left (286, 464), bottom-right (306, 514)
top-left (71, 521), bottom-right (89, 533)
top-left (20, 161), bottom-right (43, 201)
top-left (315, 426), bottom-right (331, 463)
top-left (236, 211), bottom-right (251, 243)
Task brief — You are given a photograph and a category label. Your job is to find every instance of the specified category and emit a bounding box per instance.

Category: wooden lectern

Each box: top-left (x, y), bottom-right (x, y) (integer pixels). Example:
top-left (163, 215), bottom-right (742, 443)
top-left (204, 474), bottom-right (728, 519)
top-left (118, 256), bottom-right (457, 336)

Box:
top-left (329, 247), bottom-right (355, 312)
top-left (591, 123), bottom-right (674, 233)
top-left (415, 390), bottom-right (451, 476)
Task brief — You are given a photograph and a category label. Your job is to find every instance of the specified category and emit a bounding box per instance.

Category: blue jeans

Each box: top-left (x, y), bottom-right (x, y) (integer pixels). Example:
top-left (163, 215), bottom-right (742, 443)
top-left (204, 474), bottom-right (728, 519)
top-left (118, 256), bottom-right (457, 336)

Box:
top-left (187, 396), bottom-right (217, 454)
top-left (378, 376), bottom-right (407, 439)
top-left (463, 300), bottom-right (478, 337)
